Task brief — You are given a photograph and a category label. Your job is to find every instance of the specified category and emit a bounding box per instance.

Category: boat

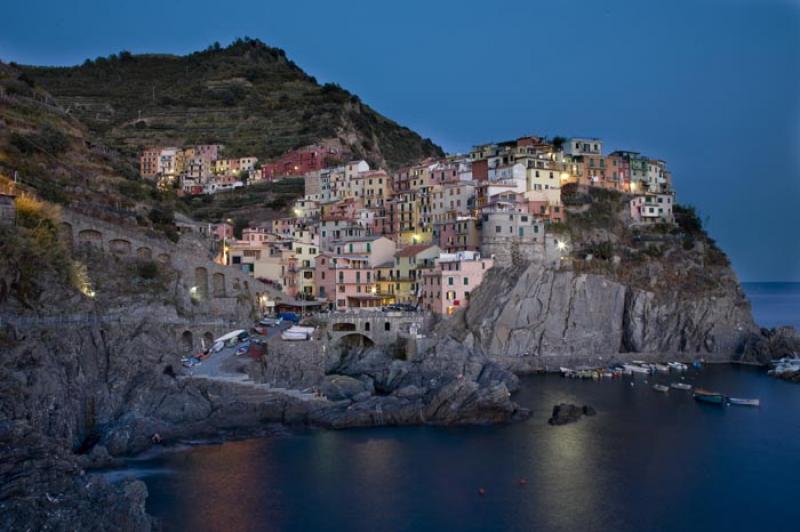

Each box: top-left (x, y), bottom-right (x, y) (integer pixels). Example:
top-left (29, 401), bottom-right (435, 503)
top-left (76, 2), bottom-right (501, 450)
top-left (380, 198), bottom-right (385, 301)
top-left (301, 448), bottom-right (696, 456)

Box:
top-left (281, 325), bottom-right (315, 341)
top-left (668, 362), bottom-right (688, 371)
top-left (692, 360), bottom-right (703, 369)
top-left (729, 397), bottom-right (760, 407)
top-left (670, 382), bottom-right (692, 391)
top-left (654, 364), bottom-right (670, 373)
top-left (652, 384), bottom-right (670, 393)
top-left (623, 364), bottom-right (651, 375)
top-left (693, 388), bottom-right (726, 405)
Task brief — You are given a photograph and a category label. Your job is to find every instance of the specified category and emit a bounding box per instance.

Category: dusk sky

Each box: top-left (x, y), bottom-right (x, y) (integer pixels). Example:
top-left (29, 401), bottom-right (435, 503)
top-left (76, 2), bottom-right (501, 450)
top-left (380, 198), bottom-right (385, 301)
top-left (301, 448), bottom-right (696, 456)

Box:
top-left (2, 0), bottom-right (798, 281)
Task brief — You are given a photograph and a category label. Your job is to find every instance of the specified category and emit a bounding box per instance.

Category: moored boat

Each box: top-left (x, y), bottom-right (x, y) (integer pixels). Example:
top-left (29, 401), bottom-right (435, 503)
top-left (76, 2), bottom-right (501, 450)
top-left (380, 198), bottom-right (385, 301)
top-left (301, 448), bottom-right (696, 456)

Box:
top-left (693, 388), bottom-right (726, 404)
top-left (729, 397), bottom-right (760, 407)
top-left (670, 382), bottom-right (692, 391)
top-left (668, 362), bottom-right (688, 371)
top-left (654, 364), bottom-right (670, 373)
top-left (652, 384), bottom-right (669, 393)
top-left (623, 364), bottom-right (651, 375)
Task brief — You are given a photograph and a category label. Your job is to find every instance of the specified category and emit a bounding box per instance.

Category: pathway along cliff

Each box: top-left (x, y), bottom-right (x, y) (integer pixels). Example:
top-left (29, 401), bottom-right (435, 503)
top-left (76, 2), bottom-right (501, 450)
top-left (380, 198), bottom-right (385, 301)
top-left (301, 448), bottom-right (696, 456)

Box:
top-left (2, 199), bottom-right (798, 531)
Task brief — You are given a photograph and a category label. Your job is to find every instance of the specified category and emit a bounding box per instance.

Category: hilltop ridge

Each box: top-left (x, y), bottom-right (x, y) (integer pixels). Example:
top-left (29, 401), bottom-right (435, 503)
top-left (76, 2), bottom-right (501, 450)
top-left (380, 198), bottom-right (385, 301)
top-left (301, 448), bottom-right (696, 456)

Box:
top-left (18, 38), bottom-right (444, 170)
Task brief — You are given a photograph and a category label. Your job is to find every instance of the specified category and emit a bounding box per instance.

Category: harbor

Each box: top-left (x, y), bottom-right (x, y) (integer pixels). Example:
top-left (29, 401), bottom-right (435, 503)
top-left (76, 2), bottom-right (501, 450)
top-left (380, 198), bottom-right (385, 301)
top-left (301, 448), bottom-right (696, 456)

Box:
top-left (134, 364), bottom-right (798, 532)
top-left (559, 360), bottom-right (765, 407)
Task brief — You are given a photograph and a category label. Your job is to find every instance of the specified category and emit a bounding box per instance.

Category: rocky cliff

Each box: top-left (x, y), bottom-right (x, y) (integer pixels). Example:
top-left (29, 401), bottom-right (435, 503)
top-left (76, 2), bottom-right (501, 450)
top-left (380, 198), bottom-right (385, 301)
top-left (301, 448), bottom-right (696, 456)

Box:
top-left (446, 262), bottom-right (763, 372)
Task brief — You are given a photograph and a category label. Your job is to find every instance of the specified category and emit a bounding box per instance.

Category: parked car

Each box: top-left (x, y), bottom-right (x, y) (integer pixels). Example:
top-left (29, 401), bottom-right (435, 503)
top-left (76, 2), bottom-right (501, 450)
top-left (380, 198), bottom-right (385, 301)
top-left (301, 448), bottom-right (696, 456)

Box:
top-left (259, 317), bottom-right (284, 327)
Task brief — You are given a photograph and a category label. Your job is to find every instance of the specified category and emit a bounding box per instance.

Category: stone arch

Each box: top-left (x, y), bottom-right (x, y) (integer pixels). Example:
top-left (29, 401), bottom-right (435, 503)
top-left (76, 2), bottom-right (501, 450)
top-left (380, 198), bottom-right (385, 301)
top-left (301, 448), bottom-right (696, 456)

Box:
top-left (78, 229), bottom-right (103, 248)
top-left (109, 238), bottom-right (132, 256)
top-left (59, 222), bottom-right (73, 248)
top-left (212, 272), bottom-right (226, 297)
top-left (337, 333), bottom-right (374, 348)
top-left (137, 246), bottom-right (152, 259)
top-left (181, 330), bottom-right (194, 352)
top-left (332, 322), bottom-right (356, 332)
top-left (203, 331), bottom-right (214, 349)
top-left (157, 253), bottom-right (171, 264)
top-left (194, 267), bottom-right (209, 299)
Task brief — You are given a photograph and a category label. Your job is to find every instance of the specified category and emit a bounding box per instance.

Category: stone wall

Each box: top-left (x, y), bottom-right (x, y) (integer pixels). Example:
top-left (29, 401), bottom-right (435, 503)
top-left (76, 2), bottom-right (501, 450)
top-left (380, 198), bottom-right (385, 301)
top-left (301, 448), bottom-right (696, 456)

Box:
top-left (59, 209), bottom-right (284, 322)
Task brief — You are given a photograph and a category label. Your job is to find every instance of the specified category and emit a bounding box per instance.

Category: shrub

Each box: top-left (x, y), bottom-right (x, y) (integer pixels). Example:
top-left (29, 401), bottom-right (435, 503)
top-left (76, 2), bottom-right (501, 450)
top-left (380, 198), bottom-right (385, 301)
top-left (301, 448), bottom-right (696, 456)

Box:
top-left (588, 241), bottom-right (614, 260)
top-left (137, 260), bottom-right (160, 280)
top-left (674, 204), bottom-right (703, 235)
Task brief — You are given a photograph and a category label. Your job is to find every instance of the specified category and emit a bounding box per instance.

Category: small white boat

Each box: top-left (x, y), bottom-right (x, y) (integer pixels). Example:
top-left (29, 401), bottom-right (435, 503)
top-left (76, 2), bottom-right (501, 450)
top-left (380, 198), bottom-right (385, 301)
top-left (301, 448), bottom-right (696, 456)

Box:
top-left (670, 382), bottom-right (692, 391)
top-left (281, 326), bottom-right (315, 341)
top-left (623, 364), bottom-right (651, 375)
top-left (668, 362), bottom-right (688, 371)
top-left (654, 364), bottom-right (670, 373)
top-left (652, 384), bottom-right (670, 393)
top-left (729, 397), bottom-right (760, 407)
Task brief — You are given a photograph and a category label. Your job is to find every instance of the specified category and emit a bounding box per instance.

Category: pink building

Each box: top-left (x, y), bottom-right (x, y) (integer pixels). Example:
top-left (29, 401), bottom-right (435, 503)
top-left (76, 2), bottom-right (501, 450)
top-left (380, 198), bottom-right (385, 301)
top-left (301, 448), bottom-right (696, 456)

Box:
top-left (315, 236), bottom-right (397, 310)
top-left (421, 251), bottom-right (494, 315)
top-left (435, 217), bottom-right (480, 253)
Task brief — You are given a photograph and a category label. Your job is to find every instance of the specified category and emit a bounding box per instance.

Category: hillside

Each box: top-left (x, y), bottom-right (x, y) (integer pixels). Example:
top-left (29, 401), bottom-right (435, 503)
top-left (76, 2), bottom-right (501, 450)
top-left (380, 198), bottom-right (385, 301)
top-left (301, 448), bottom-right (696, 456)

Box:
top-left (19, 38), bottom-right (444, 169)
top-left (0, 61), bottom-right (160, 212)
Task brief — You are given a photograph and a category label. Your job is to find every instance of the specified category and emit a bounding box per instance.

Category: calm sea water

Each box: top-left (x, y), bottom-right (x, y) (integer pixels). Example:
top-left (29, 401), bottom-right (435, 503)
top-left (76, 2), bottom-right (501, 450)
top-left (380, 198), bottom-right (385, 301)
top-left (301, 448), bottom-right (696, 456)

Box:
top-left (130, 284), bottom-right (800, 532)
top-left (742, 282), bottom-right (800, 329)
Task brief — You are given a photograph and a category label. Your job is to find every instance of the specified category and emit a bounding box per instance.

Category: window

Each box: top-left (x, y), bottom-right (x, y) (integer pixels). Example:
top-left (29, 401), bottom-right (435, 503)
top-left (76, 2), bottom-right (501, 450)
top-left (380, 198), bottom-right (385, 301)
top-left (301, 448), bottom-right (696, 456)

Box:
top-left (448, 277), bottom-right (454, 286)
top-left (385, 322), bottom-right (391, 331)
top-left (463, 277), bottom-right (469, 286)
top-left (321, 272), bottom-right (325, 280)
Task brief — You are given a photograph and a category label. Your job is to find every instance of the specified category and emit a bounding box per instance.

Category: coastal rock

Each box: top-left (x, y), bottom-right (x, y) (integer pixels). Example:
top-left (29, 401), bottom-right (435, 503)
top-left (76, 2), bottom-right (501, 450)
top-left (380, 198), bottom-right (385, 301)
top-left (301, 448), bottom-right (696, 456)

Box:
top-left (548, 403), bottom-right (592, 426)
top-left (736, 326), bottom-right (800, 364)
top-left (320, 374), bottom-right (372, 401)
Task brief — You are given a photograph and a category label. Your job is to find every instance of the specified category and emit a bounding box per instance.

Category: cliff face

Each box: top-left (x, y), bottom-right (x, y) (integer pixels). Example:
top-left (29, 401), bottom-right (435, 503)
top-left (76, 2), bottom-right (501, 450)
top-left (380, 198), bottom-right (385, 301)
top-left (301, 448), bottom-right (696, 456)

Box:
top-left (445, 261), bottom-right (785, 371)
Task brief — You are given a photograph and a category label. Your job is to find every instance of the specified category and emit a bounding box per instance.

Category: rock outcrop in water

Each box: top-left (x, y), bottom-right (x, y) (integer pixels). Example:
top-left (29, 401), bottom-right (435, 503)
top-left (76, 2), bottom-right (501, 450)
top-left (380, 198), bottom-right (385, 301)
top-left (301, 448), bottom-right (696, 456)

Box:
top-left (548, 404), bottom-right (596, 426)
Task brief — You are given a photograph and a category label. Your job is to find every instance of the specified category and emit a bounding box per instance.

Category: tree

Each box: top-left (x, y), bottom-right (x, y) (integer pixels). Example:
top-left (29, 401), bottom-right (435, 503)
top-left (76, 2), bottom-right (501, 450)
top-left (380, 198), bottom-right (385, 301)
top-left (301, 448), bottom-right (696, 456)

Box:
top-left (233, 217), bottom-right (249, 239)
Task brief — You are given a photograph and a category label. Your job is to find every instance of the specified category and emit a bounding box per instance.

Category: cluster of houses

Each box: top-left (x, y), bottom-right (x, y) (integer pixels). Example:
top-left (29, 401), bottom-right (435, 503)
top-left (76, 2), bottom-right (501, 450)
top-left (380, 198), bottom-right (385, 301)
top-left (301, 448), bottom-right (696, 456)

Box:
top-left (196, 135), bottom-right (676, 315)
top-left (139, 141), bottom-right (347, 195)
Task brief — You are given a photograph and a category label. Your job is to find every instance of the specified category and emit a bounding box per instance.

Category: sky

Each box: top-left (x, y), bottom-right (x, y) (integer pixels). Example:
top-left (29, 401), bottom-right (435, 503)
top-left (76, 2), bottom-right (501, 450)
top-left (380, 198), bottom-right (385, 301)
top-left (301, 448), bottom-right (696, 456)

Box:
top-left (2, 0), bottom-right (799, 281)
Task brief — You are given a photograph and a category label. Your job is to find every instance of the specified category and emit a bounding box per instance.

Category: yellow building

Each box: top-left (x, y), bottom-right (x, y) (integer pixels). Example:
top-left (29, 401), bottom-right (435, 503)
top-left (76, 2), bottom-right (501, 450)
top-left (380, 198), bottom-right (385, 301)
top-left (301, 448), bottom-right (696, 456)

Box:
top-left (392, 244), bottom-right (441, 304)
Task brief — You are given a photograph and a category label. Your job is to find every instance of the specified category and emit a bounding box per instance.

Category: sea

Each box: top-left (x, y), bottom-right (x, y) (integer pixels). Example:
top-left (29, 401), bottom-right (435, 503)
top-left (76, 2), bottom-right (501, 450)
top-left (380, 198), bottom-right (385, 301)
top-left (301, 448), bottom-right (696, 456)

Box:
top-left (127, 282), bottom-right (799, 532)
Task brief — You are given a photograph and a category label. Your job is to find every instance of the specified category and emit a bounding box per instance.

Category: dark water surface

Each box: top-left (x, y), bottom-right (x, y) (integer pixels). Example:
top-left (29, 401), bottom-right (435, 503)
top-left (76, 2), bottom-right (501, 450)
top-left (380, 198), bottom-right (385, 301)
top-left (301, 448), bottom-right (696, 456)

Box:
top-left (136, 366), bottom-right (799, 532)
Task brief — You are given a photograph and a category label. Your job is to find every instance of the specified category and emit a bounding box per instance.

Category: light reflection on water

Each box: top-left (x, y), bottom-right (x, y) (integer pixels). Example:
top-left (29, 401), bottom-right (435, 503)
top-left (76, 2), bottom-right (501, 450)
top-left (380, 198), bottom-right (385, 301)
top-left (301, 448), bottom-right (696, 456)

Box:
top-left (132, 366), bottom-right (800, 532)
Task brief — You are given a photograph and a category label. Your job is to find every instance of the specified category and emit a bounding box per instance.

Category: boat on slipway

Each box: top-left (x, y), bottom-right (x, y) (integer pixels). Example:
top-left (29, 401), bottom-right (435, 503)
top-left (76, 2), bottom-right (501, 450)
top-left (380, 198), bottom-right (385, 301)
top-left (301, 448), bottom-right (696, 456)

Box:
top-left (693, 388), bottom-right (726, 405)
top-left (670, 382), bottom-right (692, 391)
top-left (652, 384), bottom-right (670, 393)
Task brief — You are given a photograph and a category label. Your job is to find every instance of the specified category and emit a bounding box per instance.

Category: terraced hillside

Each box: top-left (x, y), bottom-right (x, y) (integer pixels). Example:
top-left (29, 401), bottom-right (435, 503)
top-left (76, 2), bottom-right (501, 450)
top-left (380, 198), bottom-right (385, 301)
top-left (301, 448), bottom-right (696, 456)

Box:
top-left (20, 38), bottom-right (443, 169)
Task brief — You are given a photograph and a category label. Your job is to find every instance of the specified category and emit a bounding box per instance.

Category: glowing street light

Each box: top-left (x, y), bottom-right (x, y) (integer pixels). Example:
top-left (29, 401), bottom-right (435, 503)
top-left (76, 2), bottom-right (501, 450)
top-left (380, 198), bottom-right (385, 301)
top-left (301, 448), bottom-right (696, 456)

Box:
top-left (557, 240), bottom-right (567, 251)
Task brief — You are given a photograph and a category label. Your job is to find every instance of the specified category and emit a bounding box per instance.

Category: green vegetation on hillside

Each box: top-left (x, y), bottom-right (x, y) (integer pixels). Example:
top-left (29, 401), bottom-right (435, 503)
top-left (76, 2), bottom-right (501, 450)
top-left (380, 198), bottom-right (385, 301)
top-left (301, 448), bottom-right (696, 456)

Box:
top-left (20, 38), bottom-right (443, 169)
top-left (551, 186), bottom-right (734, 294)
top-left (180, 178), bottom-right (305, 224)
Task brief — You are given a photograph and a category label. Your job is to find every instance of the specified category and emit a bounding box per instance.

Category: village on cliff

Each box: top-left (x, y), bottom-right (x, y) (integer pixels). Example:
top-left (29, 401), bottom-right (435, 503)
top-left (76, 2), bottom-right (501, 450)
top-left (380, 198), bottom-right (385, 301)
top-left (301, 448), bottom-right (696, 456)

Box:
top-left (138, 136), bottom-right (675, 316)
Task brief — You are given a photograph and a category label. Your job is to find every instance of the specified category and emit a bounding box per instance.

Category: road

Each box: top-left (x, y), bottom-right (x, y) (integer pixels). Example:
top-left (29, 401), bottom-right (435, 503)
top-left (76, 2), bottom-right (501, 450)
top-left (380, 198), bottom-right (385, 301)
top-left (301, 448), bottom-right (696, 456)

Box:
top-left (187, 321), bottom-right (292, 378)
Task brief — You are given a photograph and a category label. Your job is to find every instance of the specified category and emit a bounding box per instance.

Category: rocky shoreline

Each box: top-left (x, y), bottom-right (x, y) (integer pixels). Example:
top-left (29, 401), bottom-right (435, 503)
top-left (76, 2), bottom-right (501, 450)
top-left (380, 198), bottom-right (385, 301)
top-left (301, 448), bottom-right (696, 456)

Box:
top-left (3, 256), bottom-right (799, 531)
